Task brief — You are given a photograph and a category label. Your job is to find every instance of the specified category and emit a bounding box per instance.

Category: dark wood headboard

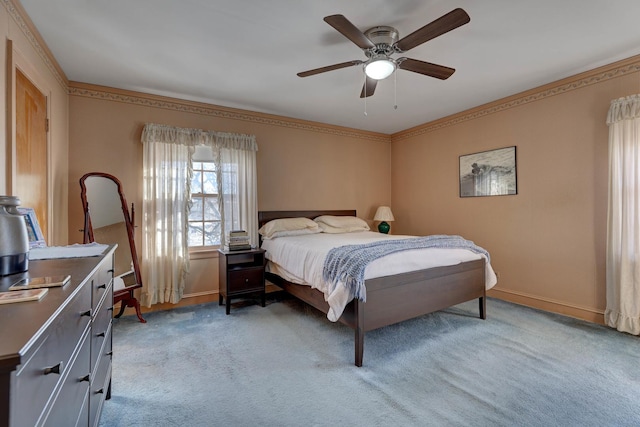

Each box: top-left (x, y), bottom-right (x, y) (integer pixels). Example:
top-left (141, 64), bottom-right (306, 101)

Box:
top-left (258, 210), bottom-right (356, 228)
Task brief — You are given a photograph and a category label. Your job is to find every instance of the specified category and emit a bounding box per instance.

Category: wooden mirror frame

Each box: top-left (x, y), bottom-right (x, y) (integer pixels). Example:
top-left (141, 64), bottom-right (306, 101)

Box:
top-left (80, 172), bottom-right (146, 323)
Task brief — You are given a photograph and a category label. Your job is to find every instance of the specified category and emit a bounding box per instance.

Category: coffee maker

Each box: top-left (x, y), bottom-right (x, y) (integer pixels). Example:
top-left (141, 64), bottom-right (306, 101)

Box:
top-left (0, 196), bottom-right (29, 276)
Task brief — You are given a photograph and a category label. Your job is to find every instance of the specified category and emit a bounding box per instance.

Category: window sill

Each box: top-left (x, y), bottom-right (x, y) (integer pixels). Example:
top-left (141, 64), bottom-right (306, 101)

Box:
top-left (189, 246), bottom-right (220, 260)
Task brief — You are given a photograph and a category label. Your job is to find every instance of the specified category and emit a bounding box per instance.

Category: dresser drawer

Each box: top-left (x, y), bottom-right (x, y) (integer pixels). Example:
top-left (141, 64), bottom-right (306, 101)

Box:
top-left (13, 284), bottom-right (92, 427)
top-left (228, 267), bottom-right (264, 293)
top-left (89, 326), bottom-right (112, 427)
top-left (91, 284), bottom-right (113, 373)
top-left (43, 331), bottom-right (91, 427)
top-left (91, 260), bottom-right (114, 311)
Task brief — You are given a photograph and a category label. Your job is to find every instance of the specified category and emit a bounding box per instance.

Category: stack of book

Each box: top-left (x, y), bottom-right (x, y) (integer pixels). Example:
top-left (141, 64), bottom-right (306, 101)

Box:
top-left (227, 230), bottom-right (251, 251)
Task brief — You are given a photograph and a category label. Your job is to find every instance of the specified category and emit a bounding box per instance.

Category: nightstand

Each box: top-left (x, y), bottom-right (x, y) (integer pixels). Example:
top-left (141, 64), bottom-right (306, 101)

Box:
top-left (218, 248), bottom-right (266, 315)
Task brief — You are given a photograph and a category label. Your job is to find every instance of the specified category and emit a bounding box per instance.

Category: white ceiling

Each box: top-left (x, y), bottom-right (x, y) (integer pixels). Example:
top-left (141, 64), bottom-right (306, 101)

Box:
top-left (18, 0), bottom-right (640, 134)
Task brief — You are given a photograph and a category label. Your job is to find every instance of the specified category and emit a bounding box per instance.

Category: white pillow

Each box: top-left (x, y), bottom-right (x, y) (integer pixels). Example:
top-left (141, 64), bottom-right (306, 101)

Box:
top-left (263, 228), bottom-right (322, 240)
top-left (258, 217), bottom-right (320, 239)
top-left (314, 215), bottom-right (370, 233)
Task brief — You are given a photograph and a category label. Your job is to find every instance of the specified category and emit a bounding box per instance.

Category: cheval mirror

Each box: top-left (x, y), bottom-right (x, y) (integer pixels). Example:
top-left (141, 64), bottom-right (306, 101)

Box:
top-left (80, 172), bottom-right (146, 323)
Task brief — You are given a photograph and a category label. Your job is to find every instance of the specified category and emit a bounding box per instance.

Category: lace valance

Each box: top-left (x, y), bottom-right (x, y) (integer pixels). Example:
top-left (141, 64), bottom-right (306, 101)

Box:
top-left (607, 94), bottom-right (640, 125)
top-left (141, 123), bottom-right (258, 151)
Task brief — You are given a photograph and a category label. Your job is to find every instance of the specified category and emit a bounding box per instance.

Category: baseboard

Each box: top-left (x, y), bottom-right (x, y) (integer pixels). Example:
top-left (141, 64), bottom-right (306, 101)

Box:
top-left (117, 285), bottom-right (604, 325)
top-left (488, 288), bottom-right (605, 325)
top-left (115, 283), bottom-right (282, 317)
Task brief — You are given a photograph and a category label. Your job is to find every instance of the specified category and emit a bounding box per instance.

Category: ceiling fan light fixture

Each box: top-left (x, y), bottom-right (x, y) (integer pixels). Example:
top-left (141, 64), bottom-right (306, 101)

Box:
top-left (364, 56), bottom-right (396, 80)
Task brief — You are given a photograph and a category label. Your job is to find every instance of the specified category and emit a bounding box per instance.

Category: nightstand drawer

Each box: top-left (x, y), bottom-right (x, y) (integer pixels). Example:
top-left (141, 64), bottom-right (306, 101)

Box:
top-left (228, 267), bottom-right (264, 293)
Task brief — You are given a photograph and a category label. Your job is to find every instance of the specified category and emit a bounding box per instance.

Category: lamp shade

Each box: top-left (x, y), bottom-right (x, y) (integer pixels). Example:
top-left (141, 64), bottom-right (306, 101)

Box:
top-left (364, 57), bottom-right (396, 80)
top-left (374, 206), bottom-right (394, 234)
top-left (374, 206), bottom-right (395, 222)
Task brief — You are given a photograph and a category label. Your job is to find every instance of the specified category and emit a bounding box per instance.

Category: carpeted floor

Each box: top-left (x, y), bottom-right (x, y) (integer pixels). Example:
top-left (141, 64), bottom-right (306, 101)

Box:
top-left (99, 295), bottom-right (640, 427)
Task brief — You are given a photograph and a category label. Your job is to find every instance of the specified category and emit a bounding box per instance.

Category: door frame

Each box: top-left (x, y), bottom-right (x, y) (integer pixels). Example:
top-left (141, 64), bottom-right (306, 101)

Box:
top-left (6, 39), bottom-right (52, 243)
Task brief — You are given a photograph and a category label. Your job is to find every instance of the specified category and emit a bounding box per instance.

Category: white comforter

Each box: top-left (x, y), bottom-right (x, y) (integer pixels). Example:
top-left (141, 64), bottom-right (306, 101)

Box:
top-left (261, 231), bottom-right (497, 322)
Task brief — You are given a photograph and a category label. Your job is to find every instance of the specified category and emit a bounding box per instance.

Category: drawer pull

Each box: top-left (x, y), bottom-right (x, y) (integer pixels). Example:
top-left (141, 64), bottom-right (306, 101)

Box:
top-left (97, 283), bottom-right (107, 290)
top-left (108, 306), bottom-right (114, 312)
top-left (108, 269), bottom-right (114, 274)
top-left (96, 388), bottom-right (104, 395)
top-left (97, 332), bottom-right (106, 338)
top-left (81, 309), bottom-right (92, 317)
top-left (44, 361), bottom-right (63, 375)
top-left (80, 374), bottom-right (90, 382)
top-left (107, 351), bottom-right (113, 357)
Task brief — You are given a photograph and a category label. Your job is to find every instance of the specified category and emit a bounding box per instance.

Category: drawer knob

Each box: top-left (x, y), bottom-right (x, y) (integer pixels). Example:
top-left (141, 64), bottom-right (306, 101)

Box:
top-left (98, 283), bottom-right (107, 290)
top-left (81, 309), bottom-right (92, 317)
top-left (44, 361), bottom-right (63, 375)
top-left (96, 388), bottom-right (104, 395)
top-left (97, 332), bottom-right (106, 338)
top-left (245, 278), bottom-right (249, 283)
top-left (107, 351), bottom-right (113, 357)
top-left (108, 269), bottom-right (114, 274)
top-left (80, 374), bottom-right (90, 382)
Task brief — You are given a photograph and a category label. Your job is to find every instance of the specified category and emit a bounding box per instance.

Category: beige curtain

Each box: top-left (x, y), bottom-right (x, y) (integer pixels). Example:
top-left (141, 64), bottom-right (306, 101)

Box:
top-left (216, 132), bottom-right (259, 248)
top-left (139, 123), bottom-right (257, 306)
top-left (605, 95), bottom-right (640, 335)
top-left (140, 125), bottom-right (195, 306)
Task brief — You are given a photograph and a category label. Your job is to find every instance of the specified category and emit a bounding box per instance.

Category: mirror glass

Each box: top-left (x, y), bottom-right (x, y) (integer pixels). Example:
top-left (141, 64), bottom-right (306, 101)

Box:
top-left (83, 176), bottom-right (135, 282)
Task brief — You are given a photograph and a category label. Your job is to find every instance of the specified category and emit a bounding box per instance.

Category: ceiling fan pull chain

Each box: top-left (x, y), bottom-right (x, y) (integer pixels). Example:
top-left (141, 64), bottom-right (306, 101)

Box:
top-left (364, 75), bottom-right (368, 116)
top-left (394, 70), bottom-right (398, 110)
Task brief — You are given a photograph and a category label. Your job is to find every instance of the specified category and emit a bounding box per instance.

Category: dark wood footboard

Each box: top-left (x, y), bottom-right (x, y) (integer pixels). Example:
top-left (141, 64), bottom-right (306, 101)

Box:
top-left (267, 258), bottom-right (485, 366)
top-left (259, 210), bottom-right (487, 367)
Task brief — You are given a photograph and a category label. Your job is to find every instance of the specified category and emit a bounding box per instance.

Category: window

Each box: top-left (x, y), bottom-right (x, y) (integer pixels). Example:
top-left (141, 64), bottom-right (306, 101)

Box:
top-left (188, 161), bottom-right (221, 247)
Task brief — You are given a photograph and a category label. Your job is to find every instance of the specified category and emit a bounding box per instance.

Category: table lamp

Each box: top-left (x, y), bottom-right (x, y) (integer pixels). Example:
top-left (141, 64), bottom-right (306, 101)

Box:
top-left (374, 206), bottom-right (395, 234)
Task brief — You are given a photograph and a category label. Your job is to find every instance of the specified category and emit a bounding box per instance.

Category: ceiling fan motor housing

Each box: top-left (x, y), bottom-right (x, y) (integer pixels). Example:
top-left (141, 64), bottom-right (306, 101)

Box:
top-left (364, 26), bottom-right (399, 57)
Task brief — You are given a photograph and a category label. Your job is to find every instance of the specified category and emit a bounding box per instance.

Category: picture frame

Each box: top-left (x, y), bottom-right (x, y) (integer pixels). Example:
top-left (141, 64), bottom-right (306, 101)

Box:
top-left (459, 146), bottom-right (517, 197)
top-left (17, 207), bottom-right (47, 248)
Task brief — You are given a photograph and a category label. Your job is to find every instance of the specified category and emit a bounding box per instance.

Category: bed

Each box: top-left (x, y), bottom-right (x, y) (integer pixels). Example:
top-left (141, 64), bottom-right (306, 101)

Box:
top-left (258, 210), bottom-right (496, 367)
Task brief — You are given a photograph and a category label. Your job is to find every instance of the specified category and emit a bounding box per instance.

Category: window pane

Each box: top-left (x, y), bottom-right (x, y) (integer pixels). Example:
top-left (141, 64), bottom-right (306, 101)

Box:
top-left (204, 222), bottom-right (221, 246)
top-left (191, 170), bottom-right (202, 194)
top-left (203, 162), bottom-right (215, 171)
top-left (203, 171), bottom-right (217, 194)
top-left (189, 197), bottom-right (203, 221)
top-left (188, 223), bottom-right (203, 246)
top-left (204, 197), bottom-right (220, 220)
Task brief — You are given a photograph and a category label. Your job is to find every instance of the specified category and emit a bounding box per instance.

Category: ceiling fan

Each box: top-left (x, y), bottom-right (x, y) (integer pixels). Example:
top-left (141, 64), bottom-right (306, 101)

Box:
top-left (297, 8), bottom-right (470, 98)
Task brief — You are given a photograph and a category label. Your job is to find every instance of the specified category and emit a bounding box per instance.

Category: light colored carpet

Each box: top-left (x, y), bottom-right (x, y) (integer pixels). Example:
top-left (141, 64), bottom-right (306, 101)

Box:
top-left (99, 295), bottom-right (640, 427)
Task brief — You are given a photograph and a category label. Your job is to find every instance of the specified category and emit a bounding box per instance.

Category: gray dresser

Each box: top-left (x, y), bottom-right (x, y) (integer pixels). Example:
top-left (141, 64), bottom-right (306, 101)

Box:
top-left (0, 245), bottom-right (115, 427)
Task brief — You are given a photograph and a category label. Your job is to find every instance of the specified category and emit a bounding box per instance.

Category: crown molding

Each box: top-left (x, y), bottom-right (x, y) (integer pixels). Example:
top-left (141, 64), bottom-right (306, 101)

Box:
top-left (3, 0), bottom-right (68, 89)
top-left (392, 54), bottom-right (640, 142)
top-left (68, 82), bottom-right (391, 143)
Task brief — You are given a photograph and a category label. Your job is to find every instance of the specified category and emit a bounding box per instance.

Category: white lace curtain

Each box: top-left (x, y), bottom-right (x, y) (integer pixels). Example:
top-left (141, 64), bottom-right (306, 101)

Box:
top-left (140, 123), bottom-right (258, 306)
top-left (605, 94), bottom-right (640, 335)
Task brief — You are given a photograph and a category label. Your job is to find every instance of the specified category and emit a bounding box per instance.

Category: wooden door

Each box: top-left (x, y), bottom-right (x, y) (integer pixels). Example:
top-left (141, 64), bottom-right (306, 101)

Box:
top-left (15, 69), bottom-right (48, 241)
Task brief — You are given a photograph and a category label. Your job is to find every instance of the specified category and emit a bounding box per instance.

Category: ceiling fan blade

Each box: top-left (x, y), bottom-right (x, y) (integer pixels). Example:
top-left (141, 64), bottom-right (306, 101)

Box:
top-left (398, 58), bottom-right (455, 80)
top-left (394, 8), bottom-right (470, 53)
top-left (324, 15), bottom-right (376, 50)
top-left (297, 60), bottom-right (363, 77)
top-left (360, 77), bottom-right (378, 98)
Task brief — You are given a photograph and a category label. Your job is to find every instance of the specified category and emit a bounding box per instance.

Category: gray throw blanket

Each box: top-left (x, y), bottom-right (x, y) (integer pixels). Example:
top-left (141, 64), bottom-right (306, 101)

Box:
top-left (322, 235), bottom-right (490, 302)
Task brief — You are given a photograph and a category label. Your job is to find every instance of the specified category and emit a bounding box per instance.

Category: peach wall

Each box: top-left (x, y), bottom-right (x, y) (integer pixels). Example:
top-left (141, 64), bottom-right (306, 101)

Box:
top-left (391, 56), bottom-right (640, 323)
top-left (67, 83), bottom-right (391, 301)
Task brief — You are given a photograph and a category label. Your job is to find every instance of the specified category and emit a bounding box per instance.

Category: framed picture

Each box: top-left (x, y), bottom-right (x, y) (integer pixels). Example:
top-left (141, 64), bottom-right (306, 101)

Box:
top-left (459, 146), bottom-right (517, 197)
top-left (17, 207), bottom-right (47, 248)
